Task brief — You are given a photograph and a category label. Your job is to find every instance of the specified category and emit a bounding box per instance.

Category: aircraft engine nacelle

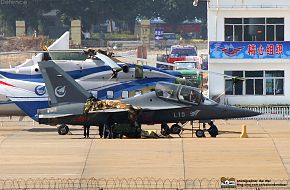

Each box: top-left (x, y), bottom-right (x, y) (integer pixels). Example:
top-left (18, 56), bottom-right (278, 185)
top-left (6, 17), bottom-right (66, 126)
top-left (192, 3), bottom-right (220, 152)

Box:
top-left (122, 64), bottom-right (129, 73)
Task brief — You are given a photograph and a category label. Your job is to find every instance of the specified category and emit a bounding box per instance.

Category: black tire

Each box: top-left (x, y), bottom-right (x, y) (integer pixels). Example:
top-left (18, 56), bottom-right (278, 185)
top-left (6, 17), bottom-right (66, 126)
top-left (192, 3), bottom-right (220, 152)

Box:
top-left (161, 123), bottom-right (170, 136)
top-left (170, 124), bottom-right (182, 134)
top-left (57, 125), bottom-right (69, 135)
top-left (196, 129), bottom-right (205, 138)
top-left (161, 129), bottom-right (169, 136)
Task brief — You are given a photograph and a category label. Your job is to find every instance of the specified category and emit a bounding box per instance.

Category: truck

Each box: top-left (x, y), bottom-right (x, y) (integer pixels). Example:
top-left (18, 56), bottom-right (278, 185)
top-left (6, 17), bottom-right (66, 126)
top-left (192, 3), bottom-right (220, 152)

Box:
top-left (174, 60), bottom-right (203, 87)
top-left (167, 45), bottom-right (198, 63)
top-left (156, 45), bottom-right (203, 87)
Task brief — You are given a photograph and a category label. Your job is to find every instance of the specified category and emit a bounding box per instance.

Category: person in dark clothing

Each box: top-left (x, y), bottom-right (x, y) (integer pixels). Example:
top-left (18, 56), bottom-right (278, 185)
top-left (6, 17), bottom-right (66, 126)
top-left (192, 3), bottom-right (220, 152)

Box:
top-left (83, 124), bottom-right (90, 138)
top-left (99, 125), bottom-right (104, 138)
top-left (104, 124), bottom-right (112, 139)
top-left (208, 121), bottom-right (218, 137)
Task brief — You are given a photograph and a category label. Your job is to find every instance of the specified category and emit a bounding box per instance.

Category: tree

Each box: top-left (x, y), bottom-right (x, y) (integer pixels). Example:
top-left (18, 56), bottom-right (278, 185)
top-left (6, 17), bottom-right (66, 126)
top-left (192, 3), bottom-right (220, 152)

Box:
top-left (0, 0), bottom-right (207, 35)
top-left (0, 0), bottom-right (53, 35)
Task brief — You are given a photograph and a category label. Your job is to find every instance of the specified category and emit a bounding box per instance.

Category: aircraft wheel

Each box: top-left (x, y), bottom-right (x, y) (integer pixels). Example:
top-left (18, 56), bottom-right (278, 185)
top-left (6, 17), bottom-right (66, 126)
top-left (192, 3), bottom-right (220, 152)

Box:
top-left (195, 129), bottom-right (205, 138)
top-left (161, 123), bottom-right (170, 136)
top-left (161, 130), bottom-right (168, 136)
top-left (170, 124), bottom-right (182, 134)
top-left (57, 124), bottom-right (69, 135)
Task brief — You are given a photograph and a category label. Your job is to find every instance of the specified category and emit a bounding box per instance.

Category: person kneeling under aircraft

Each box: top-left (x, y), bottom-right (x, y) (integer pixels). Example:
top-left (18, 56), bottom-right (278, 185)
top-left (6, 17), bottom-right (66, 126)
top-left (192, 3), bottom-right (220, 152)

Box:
top-left (207, 121), bottom-right (218, 137)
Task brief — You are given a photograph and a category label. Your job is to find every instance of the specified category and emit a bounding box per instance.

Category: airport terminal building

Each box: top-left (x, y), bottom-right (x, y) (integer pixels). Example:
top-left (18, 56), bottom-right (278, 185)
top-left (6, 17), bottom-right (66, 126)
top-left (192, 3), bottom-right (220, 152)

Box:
top-left (208, 0), bottom-right (290, 105)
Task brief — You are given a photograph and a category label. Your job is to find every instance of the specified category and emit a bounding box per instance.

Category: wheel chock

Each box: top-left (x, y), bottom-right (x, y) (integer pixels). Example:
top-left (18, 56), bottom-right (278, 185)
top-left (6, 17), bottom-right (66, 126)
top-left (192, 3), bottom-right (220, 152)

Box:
top-left (240, 125), bottom-right (248, 138)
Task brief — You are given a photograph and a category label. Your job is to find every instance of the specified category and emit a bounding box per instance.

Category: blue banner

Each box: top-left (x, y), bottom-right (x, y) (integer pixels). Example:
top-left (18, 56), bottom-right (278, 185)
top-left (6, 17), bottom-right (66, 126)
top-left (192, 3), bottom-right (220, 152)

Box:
top-left (154, 29), bottom-right (164, 40)
top-left (209, 41), bottom-right (290, 59)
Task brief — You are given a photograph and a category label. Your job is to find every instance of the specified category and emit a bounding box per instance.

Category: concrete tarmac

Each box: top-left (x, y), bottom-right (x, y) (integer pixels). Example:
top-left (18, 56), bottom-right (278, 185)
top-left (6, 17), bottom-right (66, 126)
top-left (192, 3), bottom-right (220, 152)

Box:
top-left (0, 119), bottom-right (289, 180)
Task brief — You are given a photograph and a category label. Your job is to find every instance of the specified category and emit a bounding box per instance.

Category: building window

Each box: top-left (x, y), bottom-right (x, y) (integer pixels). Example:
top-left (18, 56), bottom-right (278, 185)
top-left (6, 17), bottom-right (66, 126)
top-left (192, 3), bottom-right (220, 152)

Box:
top-left (265, 71), bottom-right (284, 95)
top-left (225, 71), bottom-right (243, 95)
top-left (107, 91), bottom-right (114, 99)
top-left (245, 71), bottom-right (263, 95)
top-left (224, 70), bottom-right (284, 96)
top-left (225, 18), bottom-right (284, 41)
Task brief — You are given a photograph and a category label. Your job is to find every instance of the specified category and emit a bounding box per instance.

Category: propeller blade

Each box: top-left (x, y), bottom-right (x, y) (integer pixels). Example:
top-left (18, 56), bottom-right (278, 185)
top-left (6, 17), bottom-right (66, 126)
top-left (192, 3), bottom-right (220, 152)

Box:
top-left (95, 52), bottom-right (122, 72)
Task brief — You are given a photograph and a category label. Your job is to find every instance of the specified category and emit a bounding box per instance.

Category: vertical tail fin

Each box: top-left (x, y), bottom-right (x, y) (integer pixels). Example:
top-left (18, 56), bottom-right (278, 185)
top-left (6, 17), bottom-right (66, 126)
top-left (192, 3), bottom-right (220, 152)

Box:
top-left (38, 61), bottom-right (90, 105)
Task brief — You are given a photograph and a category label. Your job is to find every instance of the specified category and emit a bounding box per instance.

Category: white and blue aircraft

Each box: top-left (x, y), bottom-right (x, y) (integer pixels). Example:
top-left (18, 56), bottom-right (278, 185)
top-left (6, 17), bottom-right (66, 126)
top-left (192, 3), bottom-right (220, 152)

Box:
top-left (0, 50), bottom-right (185, 125)
top-left (0, 31), bottom-right (186, 123)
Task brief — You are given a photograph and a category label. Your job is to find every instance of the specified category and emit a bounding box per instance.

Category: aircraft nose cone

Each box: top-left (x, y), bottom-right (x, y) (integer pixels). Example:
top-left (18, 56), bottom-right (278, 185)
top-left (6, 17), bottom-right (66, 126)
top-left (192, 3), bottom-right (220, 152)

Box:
top-left (218, 105), bottom-right (261, 119)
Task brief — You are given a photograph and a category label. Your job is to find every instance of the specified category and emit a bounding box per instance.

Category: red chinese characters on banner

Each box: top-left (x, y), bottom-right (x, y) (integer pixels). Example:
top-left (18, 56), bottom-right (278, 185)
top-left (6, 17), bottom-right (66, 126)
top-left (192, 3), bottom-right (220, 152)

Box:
top-left (276, 44), bottom-right (283, 55)
top-left (257, 44), bottom-right (264, 56)
top-left (247, 43), bottom-right (284, 56)
top-left (248, 44), bottom-right (256, 56)
top-left (266, 44), bottom-right (274, 56)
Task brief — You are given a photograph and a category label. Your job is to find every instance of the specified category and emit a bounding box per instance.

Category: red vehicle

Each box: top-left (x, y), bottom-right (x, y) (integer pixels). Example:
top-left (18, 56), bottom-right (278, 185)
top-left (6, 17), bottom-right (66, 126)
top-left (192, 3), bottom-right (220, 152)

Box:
top-left (156, 45), bottom-right (202, 70)
top-left (167, 45), bottom-right (199, 63)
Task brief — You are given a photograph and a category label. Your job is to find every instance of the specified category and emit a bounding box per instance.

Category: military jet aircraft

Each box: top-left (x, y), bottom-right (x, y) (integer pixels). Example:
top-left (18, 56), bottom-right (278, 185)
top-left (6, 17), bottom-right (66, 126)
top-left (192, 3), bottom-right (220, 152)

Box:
top-left (35, 60), bottom-right (260, 137)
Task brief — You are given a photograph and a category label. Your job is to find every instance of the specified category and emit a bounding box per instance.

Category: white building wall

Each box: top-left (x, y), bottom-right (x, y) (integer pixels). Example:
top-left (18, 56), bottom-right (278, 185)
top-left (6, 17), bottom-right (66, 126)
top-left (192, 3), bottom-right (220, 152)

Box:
top-left (210, 60), bottom-right (290, 105)
top-left (208, 9), bottom-right (290, 41)
top-left (208, 0), bottom-right (290, 105)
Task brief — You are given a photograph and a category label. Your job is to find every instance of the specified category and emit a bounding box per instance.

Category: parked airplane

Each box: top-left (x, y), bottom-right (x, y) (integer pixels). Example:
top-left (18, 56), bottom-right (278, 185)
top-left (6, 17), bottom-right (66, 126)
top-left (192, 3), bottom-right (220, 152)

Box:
top-left (0, 50), bottom-right (191, 129)
top-left (34, 60), bottom-right (260, 137)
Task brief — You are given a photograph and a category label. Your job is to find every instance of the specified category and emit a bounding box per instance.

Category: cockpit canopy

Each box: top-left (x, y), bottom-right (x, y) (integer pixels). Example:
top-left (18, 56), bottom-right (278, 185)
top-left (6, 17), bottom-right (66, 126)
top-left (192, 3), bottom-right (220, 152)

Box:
top-left (155, 82), bottom-right (202, 105)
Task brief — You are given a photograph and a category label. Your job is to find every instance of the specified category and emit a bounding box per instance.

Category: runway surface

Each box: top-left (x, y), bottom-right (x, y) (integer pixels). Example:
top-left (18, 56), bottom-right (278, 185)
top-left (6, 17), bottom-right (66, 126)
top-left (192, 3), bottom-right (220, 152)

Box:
top-left (0, 119), bottom-right (289, 180)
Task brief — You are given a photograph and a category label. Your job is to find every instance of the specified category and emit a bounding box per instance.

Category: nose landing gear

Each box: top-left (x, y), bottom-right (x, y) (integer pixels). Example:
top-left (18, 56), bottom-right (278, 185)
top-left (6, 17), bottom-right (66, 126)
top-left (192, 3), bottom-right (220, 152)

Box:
top-left (195, 129), bottom-right (205, 138)
top-left (192, 121), bottom-right (219, 138)
top-left (160, 121), bottom-right (219, 138)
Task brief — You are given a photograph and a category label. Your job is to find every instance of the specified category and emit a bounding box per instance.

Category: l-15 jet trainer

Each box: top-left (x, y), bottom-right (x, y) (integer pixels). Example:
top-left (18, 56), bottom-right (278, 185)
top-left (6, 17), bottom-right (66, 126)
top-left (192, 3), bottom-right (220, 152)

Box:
top-left (35, 60), bottom-right (260, 138)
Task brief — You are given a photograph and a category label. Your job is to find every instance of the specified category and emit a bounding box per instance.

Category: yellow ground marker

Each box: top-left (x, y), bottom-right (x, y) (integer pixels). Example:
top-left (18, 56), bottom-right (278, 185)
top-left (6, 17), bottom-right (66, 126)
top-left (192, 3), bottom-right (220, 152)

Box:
top-left (240, 125), bottom-right (248, 138)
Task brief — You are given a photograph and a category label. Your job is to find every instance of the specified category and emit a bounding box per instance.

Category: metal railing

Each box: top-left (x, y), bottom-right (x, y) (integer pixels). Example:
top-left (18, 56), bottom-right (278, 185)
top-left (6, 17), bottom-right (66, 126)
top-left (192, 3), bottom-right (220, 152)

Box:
top-left (0, 178), bottom-right (289, 189)
top-left (238, 106), bottom-right (290, 120)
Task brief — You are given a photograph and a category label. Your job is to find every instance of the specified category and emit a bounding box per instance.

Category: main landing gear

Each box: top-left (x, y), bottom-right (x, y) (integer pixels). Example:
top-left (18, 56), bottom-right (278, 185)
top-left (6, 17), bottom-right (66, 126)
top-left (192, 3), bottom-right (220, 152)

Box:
top-left (161, 123), bottom-right (183, 136)
top-left (57, 124), bottom-right (69, 135)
